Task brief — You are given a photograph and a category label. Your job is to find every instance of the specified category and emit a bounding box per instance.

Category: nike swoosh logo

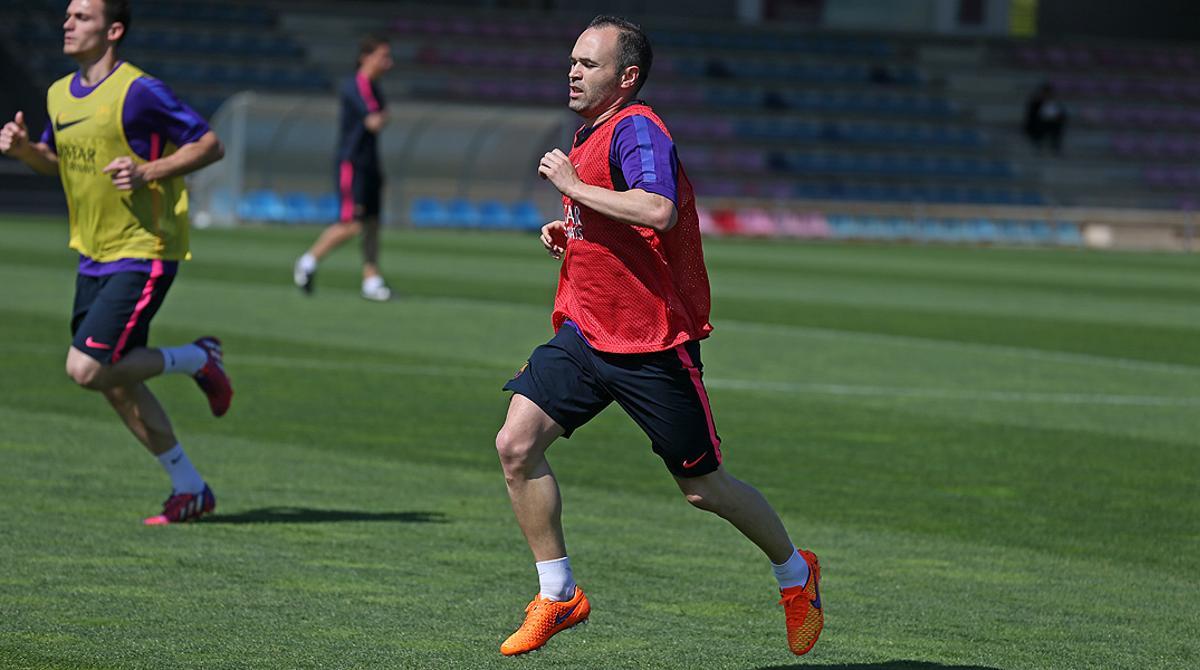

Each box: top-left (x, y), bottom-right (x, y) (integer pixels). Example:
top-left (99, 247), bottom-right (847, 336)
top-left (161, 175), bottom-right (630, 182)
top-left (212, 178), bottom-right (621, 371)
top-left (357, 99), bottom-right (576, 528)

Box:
top-left (681, 452), bottom-right (708, 469)
top-left (553, 603), bottom-right (577, 626)
top-left (84, 336), bottom-right (113, 350)
top-left (811, 580), bottom-right (821, 610)
top-left (54, 115), bottom-right (91, 132)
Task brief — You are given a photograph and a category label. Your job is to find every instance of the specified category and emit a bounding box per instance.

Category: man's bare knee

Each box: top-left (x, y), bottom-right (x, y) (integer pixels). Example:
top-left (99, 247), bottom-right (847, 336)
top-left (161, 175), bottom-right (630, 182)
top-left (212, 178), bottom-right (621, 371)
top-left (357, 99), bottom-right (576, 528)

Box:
top-left (65, 355), bottom-right (104, 389)
top-left (683, 489), bottom-right (722, 513)
top-left (678, 474), bottom-right (734, 515)
top-left (495, 426), bottom-right (537, 478)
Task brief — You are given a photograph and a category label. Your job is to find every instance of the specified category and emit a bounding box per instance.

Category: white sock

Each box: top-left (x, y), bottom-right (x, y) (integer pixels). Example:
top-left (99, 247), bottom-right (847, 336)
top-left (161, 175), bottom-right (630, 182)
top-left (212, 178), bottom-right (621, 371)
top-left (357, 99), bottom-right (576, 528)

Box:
top-left (362, 275), bottom-right (385, 291)
top-left (160, 344), bottom-right (208, 375)
top-left (536, 556), bottom-right (576, 602)
top-left (772, 547), bottom-right (810, 590)
top-left (156, 444), bottom-right (205, 494)
top-left (298, 253), bottom-right (317, 273)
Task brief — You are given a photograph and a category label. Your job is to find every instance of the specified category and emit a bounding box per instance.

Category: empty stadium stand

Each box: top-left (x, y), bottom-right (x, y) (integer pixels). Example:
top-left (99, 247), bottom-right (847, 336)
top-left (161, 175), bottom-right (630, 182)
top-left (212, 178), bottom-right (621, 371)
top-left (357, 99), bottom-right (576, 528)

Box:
top-left (1, 0), bottom-right (1195, 249)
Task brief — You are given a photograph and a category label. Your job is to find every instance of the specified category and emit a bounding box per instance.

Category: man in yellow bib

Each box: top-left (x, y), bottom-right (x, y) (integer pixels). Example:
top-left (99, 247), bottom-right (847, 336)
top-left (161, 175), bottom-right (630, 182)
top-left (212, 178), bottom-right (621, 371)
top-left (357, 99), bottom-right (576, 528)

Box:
top-left (0, 0), bottom-right (232, 524)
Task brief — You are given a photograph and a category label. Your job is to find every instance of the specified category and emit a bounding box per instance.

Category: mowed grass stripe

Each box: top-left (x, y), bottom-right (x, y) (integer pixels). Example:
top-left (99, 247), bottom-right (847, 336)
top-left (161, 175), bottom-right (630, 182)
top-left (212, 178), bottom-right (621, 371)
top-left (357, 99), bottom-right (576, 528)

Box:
top-left (2, 313), bottom-right (1196, 580)
top-left (1, 406), bottom-right (1196, 669)
top-left (1, 245), bottom-right (1199, 367)
top-left (6, 217), bottom-right (1199, 291)
top-left (10, 236), bottom-right (1195, 313)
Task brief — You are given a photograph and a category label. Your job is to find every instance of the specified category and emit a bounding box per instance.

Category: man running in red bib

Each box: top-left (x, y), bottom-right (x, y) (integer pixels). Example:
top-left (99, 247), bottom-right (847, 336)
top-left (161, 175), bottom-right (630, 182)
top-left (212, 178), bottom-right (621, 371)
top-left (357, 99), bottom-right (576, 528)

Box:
top-left (495, 15), bottom-right (823, 657)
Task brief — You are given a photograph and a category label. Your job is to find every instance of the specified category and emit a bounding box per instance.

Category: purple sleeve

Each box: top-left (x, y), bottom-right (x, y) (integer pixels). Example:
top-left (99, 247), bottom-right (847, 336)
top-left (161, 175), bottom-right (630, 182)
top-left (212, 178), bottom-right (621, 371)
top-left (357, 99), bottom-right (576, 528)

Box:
top-left (40, 119), bottom-right (55, 152)
top-left (610, 115), bottom-right (679, 206)
top-left (122, 77), bottom-right (210, 160)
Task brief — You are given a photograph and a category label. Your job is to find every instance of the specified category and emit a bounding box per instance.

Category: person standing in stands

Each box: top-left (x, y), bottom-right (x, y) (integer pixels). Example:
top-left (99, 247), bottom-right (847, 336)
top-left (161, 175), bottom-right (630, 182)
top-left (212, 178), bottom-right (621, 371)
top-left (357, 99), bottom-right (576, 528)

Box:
top-left (1024, 82), bottom-right (1068, 155)
top-left (493, 15), bottom-right (823, 658)
top-left (0, 0), bottom-right (232, 524)
top-left (294, 34), bottom-right (395, 301)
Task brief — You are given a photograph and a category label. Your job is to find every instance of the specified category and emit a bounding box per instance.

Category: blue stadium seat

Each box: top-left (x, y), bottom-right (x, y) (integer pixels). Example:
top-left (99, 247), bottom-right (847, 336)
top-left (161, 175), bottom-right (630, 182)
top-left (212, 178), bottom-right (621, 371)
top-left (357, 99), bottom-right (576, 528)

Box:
top-left (1000, 221), bottom-right (1035, 245)
top-left (477, 200), bottom-right (514, 229)
top-left (315, 194), bottom-right (339, 222)
top-left (281, 192), bottom-right (319, 223)
top-left (1028, 221), bottom-right (1054, 244)
top-left (892, 218), bottom-right (919, 239)
top-left (917, 219), bottom-right (945, 242)
top-left (1054, 223), bottom-right (1084, 246)
top-left (447, 199), bottom-right (482, 227)
top-left (827, 215), bottom-right (861, 238)
top-left (237, 190), bottom-right (286, 222)
top-left (511, 202), bottom-right (545, 231)
top-left (410, 198), bottom-right (449, 227)
top-left (975, 219), bottom-right (1001, 243)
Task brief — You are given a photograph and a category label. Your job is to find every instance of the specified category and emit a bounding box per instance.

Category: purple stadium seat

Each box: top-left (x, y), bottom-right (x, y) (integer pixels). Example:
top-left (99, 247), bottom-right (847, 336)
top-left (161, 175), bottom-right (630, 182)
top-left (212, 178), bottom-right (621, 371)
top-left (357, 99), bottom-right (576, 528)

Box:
top-left (447, 19), bottom-right (474, 36)
top-left (1097, 47), bottom-right (1124, 66)
top-left (1112, 134), bottom-right (1137, 155)
top-left (1046, 47), bottom-right (1069, 68)
top-left (1173, 50), bottom-right (1198, 71)
top-left (1067, 46), bottom-right (1093, 68)
top-left (416, 17), bottom-right (446, 34)
top-left (1014, 45), bottom-right (1040, 67)
top-left (1165, 136), bottom-right (1189, 158)
top-left (478, 80), bottom-right (506, 99)
top-left (1102, 78), bottom-right (1127, 97)
top-left (1150, 49), bottom-right (1173, 70)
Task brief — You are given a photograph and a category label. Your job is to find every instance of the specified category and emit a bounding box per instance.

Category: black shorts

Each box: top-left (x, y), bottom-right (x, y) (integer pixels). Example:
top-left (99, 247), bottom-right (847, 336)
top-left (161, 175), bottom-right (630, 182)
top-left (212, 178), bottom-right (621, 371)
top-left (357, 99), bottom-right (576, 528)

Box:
top-left (503, 325), bottom-right (723, 478)
top-left (71, 268), bottom-right (175, 365)
top-left (336, 160), bottom-right (383, 222)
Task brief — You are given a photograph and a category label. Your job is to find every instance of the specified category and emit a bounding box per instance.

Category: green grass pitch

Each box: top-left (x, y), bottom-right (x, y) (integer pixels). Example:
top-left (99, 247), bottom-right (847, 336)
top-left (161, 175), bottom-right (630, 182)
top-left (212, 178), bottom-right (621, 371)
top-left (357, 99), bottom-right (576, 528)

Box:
top-left (0, 214), bottom-right (1197, 669)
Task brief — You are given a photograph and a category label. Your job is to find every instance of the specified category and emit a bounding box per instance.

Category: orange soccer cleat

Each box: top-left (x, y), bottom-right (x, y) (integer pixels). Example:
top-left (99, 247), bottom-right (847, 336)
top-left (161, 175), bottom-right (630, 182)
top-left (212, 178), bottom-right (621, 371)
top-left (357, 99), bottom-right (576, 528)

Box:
top-left (500, 587), bottom-right (590, 656)
top-left (779, 549), bottom-right (823, 655)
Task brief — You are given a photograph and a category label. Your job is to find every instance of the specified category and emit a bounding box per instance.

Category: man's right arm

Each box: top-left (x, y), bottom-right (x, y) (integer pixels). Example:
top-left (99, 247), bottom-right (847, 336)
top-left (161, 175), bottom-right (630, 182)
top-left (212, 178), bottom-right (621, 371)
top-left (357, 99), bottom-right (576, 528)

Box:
top-left (0, 111), bottom-right (58, 176)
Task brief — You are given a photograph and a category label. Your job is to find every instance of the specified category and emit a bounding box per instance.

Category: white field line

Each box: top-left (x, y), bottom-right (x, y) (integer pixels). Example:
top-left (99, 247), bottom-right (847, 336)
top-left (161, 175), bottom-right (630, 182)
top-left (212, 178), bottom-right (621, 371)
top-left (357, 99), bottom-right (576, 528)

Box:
top-left (5, 290), bottom-right (1198, 376)
top-left (703, 378), bottom-right (1200, 407)
top-left (717, 319), bottom-right (1200, 376)
top-left (9, 346), bottom-right (1197, 408)
top-left (236, 354), bottom-right (1200, 408)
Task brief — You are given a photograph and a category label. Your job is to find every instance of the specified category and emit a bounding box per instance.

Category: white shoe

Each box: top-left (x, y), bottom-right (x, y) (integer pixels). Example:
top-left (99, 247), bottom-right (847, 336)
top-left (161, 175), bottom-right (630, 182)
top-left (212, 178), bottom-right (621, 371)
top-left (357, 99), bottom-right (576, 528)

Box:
top-left (293, 256), bottom-right (315, 294)
top-left (361, 277), bottom-right (392, 302)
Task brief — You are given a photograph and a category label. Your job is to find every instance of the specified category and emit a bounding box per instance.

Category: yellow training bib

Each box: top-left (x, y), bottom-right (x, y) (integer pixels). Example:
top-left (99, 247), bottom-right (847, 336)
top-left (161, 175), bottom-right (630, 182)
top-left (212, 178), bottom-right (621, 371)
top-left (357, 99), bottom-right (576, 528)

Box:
top-left (47, 62), bottom-right (190, 262)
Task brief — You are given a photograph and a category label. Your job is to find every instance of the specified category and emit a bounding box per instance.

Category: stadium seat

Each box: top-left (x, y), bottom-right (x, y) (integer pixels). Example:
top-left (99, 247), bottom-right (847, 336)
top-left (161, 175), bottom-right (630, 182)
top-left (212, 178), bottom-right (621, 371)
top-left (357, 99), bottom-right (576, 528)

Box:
top-left (477, 200), bottom-right (514, 229)
top-left (282, 192), bottom-right (321, 224)
top-left (510, 202), bottom-right (545, 231)
top-left (411, 198), bottom-right (450, 227)
top-left (449, 199), bottom-right (481, 228)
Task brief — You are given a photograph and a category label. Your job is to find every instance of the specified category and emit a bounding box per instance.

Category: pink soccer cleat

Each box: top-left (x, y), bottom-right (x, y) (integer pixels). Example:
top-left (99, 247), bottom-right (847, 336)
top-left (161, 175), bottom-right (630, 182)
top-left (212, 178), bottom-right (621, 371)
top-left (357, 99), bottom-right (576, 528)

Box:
top-left (143, 484), bottom-right (216, 525)
top-left (192, 336), bottom-right (232, 417)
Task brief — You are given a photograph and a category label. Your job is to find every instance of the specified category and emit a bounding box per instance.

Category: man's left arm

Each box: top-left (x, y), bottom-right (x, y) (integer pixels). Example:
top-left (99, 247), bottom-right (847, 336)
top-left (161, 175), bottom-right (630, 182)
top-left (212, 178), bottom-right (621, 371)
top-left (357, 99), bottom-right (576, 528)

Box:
top-left (102, 78), bottom-right (225, 191)
top-left (539, 116), bottom-right (679, 232)
top-left (540, 151), bottom-right (677, 233)
top-left (104, 131), bottom-right (224, 190)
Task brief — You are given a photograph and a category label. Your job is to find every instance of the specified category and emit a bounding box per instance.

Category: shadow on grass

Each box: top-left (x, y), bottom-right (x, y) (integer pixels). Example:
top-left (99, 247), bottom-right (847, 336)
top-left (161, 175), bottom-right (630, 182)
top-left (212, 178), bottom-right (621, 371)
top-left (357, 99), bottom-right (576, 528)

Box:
top-left (199, 507), bottom-right (447, 524)
top-left (759, 662), bottom-right (1001, 670)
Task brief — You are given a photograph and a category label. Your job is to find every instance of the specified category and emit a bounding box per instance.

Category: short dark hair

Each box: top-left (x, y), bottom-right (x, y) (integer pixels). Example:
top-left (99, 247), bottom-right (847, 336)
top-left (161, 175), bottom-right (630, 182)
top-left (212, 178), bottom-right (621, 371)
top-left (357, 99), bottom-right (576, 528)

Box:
top-left (587, 15), bottom-right (652, 95)
top-left (101, 0), bottom-right (131, 44)
top-left (357, 34), bottom-right (389, 66)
